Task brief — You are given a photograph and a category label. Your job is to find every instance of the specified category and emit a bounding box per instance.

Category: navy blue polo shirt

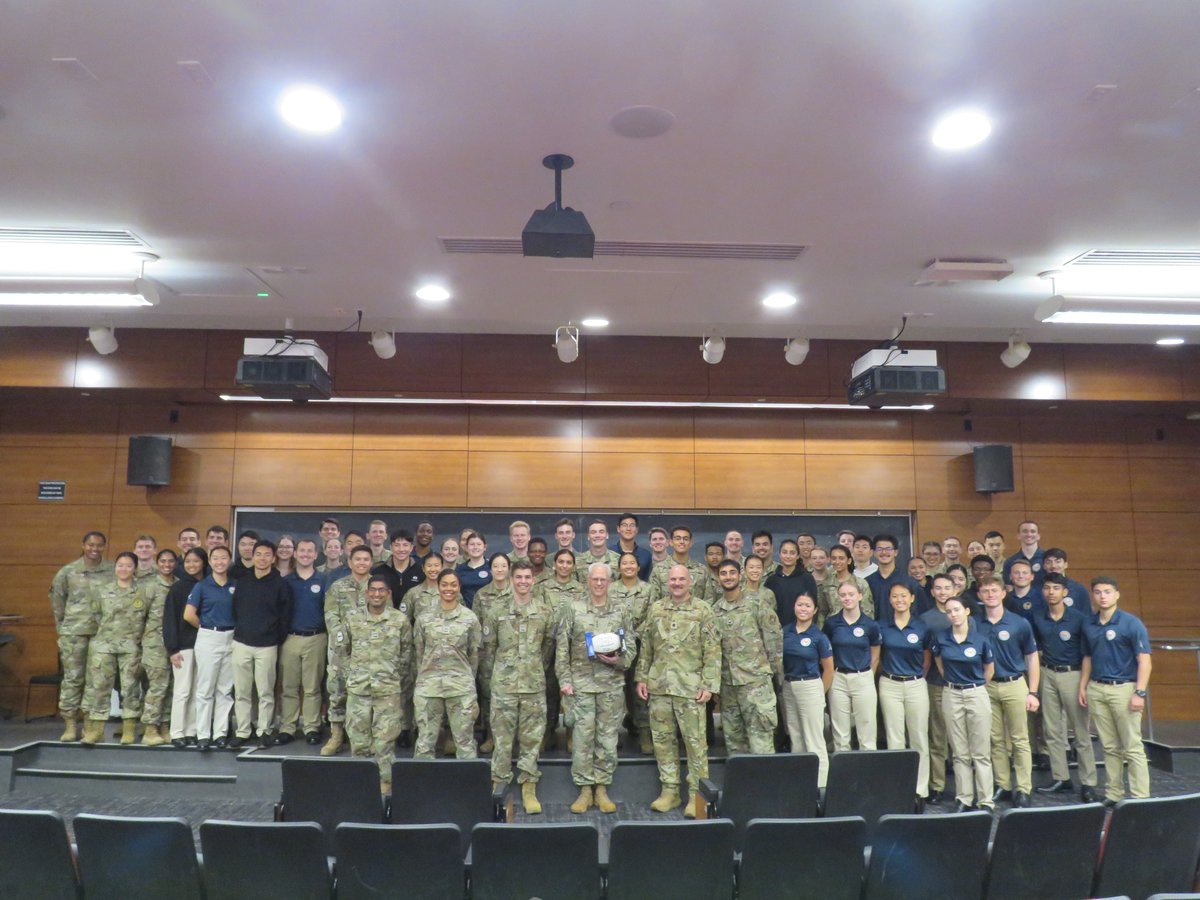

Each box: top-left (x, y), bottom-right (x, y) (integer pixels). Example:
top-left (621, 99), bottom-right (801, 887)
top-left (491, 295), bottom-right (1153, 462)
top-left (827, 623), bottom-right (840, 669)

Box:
top-left (1031, 605), bottom-right (1087, 668)
top-left (822, 612), bottom-right (882, 672)
top-left (1003, 548), bottom-right (1046, 584)
top-left (1082, 609), bottom-right (1151, 682)
top-left (286, 570), bottom-right (328, 633)
top-left (867, 568), bottom-right (931, 624)
top-left (322, 564), bottom-right (351, 589)
top-left (879, 617), bottom-right (930, 677)
top-left (455, 561), bottom-right (492, 608)
top-left (977, 610), bottom-right (1038, 678)
top-left (919, 607), bottom-right (951, 686)
top-left (1005, 585), bottom-right (1046, 625)
top-left (931, 623), bottom-right (993, 686)
top-left (187, 575), bottom-right (236, 629)
top-left (782, 623), bottom-right (832, 680)
top-left (1064, 578), bottom-right (1089, 609)
top-left (611, 541), bottom-right (653, 581)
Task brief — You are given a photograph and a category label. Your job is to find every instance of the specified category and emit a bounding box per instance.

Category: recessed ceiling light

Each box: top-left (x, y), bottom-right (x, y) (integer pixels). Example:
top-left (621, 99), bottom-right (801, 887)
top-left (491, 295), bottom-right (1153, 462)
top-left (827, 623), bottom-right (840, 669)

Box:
top-left (762, 292), bottom-right (797, 309)
top-left (580, 317), bottom-right (609, 328)
top-left (1157, 337), bottom-right (1186, 345)
top-left (414, 284), bottom-right (451, 303)
top-left (931, 108), bottom-right (992, 150)
top-left (278, 85), bottom-right (343, 134)
top-left (610, 106), bottom-right (676, 139)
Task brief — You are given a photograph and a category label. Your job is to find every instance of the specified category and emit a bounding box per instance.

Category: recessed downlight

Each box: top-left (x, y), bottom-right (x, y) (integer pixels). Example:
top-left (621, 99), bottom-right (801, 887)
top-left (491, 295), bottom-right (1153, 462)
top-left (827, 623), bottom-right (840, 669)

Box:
top-left (580, 317), bottom-right (609, 328)
top-left (931, 108), bottom-right (992, 150)
top-left (278, 85), bottom-right (343, 134)
top-left (762, 291), bottom-right (797, 309)
top-left (414, 284), bottom-right (451, 303)
top-left (1157, 337), bottom-right (1185, 346)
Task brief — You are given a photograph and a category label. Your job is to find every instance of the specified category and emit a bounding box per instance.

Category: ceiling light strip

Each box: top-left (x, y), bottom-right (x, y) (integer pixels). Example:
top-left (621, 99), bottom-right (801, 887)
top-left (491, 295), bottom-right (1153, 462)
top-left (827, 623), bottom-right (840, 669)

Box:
top-left (219, 394), bottom-right (933, 411)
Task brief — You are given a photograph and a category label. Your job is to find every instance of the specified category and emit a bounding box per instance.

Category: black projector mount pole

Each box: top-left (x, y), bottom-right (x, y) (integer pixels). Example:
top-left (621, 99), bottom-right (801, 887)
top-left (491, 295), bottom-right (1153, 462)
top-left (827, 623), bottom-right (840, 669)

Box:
top-left (543, 153), bottom-right (574, 210)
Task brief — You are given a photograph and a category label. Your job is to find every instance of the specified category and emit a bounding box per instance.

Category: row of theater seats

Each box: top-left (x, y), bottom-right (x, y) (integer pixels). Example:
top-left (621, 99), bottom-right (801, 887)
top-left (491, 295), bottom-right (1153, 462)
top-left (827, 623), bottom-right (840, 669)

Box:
top-left (1, 801), bottom-right (1199, 900)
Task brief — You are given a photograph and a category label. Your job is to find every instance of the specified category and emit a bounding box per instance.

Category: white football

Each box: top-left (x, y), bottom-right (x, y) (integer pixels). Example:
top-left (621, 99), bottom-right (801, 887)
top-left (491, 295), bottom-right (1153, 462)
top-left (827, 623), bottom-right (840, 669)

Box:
top-left (591, 632), bottom-right (621, 654)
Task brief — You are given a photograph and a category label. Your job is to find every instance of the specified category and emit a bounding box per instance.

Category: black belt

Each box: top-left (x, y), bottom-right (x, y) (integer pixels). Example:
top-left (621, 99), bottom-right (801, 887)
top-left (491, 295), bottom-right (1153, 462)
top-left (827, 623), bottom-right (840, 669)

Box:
top-left (785, 674), bottom-right (820, 682)
top-left (1091, 678), bottom-right (1133, 686)
top-left (882, 673), bottom-right (923, 683)
top-left (835, 667), bottom-right (870, 675)
top-left (201, 625), bottom-right (233, 632)
top-left (1046, 664), bottom-right (1081, 673)
top-left (947, 682), bottom-right (983, 690)
top-left (289, 629), bottom-right (326, 637)
top-left (992, 674), bottom-right (1023, 684)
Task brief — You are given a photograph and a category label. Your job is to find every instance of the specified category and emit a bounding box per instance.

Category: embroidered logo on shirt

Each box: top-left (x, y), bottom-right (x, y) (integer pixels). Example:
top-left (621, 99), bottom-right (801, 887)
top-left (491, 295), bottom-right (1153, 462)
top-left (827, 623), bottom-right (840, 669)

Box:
top-left (906, 632), bottom-right (920, 644)
top-left (998, 630), bottom-right (1010, 641)
top-left (965, 647), bottom-right (977, 658)
top-left (310, 584), bottom-right (321, 593)
top-left (1064, 598), bottom-right (1074, 606)
top-left (1022, 601), bottom-right (1031, 610)
top-left (1059, 630), bottom-right (1071, 641)
top-left (852, 626), bottom-right (865, 638)
top-left (800, 637), bottom-right (812, 647)
top-left (1106, 629), bottom-right (1116, 641)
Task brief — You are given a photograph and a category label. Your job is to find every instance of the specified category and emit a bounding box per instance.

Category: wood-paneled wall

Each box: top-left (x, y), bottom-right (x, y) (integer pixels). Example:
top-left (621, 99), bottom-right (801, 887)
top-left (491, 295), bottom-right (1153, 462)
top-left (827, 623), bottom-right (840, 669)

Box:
top-left (2, 398), bottom-right (1198, 719)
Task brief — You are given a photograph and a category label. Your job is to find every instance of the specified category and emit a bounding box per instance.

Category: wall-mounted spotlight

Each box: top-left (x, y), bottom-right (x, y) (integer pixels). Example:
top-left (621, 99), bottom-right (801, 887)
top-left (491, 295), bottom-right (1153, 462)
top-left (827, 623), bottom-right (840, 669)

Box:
top-left (1000, 331), bottom-right (1031, 368)
top-left (701, 335), bottom-right (725, 365)
top-left (554, 325), bottom-right (580, 363)
top-left (784, 337), bottom-right (810, 366)
top-left (87, 325), bottom-right (118, 355)
top-left (370, 331), bottom-right (397, 360)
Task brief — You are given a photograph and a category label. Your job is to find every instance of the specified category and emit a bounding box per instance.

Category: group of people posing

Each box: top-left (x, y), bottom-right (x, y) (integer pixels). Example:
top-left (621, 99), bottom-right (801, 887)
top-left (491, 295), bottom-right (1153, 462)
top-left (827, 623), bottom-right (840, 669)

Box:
top-left (48, 515), bottom-right (1152, 814)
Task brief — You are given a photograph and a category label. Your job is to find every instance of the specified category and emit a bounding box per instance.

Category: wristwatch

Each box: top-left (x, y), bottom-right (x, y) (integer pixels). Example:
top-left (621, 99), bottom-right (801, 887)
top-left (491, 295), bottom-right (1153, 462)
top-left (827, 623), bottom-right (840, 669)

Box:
top-left (1134, 689), bottom-right (1148, 698)
top-left (1028, 691), bottom-right (1040, 699)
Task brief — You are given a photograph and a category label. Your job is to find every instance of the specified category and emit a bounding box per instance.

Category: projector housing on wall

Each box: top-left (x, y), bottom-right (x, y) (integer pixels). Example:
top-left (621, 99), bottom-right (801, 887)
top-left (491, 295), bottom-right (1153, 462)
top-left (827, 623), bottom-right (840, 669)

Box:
top-left (235, 338), bottom-right (332, 400)
top-left (848, 346), bottom-right (946, 407)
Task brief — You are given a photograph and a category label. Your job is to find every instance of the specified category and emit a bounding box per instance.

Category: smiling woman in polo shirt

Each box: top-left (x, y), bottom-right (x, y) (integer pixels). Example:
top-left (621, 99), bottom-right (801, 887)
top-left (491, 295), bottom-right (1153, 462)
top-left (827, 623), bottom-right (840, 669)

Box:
top-left (822, 580), bottom-right (881, 752)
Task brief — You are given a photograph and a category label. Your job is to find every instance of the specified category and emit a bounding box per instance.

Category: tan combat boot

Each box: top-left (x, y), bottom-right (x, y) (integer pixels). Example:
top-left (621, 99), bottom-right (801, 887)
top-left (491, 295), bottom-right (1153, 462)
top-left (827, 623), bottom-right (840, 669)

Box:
top-left (521, 782), bottom-right (542, 815)
top-left (121, 719), bottom-right (138, 744)
top-left (479, 729), bottom-right (494, 754)
top-left (142, 722), bottom-right (165, 746)
top-left (441, 731), bottom-right (457, 756)
top-left (58, 710), bottom-right (80, 742)
top-left (639, 729), bottom-right (653, 754)
top-left (320, 724), bottom-right (345, 756)
top-left (380, 780), bottom-right (392, 797)
top-left (682, 791), bottom-right (696, 818)
top-left (569, 785), bottom-right (593, 814)
top-left (649, 785), bottom-right (681, 813)
top-left (594, 785), bottom-right (617, 813)
top-left (80, 719), bottom-right (104, 746)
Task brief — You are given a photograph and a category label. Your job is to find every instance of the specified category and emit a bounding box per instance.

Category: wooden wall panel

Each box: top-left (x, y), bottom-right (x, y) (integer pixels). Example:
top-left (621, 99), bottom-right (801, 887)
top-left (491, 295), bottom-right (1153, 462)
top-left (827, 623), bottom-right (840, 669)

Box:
top-left (1021, 457), bottom-right (1132, 511)
top-left (1181, 346), bottom-right (1200, 401)
top-left (1148, 684), bottom-right (1200, 721)
top-left (944, 342), bottom-right (1067, 401)
top-left (1026, 511), bottom-right (1135, 571)
top-left (806, 455), bottom-right (915, 510)
top-left (350, 450), bottom-right (469, 507)
top-left (693, 409), bottom-right (805, 455)
top-left (117, 403), bottom-right (237, 449)
top-left (466, 453), bottom-right (582, 508)
top-left (1086, 569), bottom-right (1142, 618)
top-left (352, 406), bottom-right (469, 451)
top-left (74, 328), bottom-right (208, 390)
top-left (1130, 459), bottom-right (1200, 512)
top-left (0, 399), bottom-right (119, 447)
top-left (705, 338), bottom-right (831, 399)
top-left (0, 624), bottom-right (61, 696)
top-left (0, 446), bottom-right (116, 505)
top-left (1148, 650), bottom-right (1200, 687)
top-left (234, 407), bottom-right (355, 450)
top-left (694, 454), bottom-right (805, 509)
top-left (912, 415), bottom-right (1022, 457)
top-left (111, 447), bottom-right (234, 506)
top-left (1018, 416), bottom-right (1128, 457)
top-left (467, 408), bottom-right (581, 452)
top-left (108, 505), bottom-right (232, 552)
top-left (581, 453), bottom-right (695, 508)
top-left (1, 565), bottom-right (66, 624)
top-left (461, 335), bottom-right (585, 396)
top-left (333, 332), bottom-right (463, 393)
top-left (914, 454), bottom-right (1025, 511)
top-left (584, 336), bottom-right (708, 397)
top-left (804, 414), bottom-right (913, 456)
top-left (1134, 513), bottom-right (1200, 570)
top-left (0, 328), bottom-right (78, 387)
top-left (231, 449), bottom-right (352, 506)
top-left (1063, 345), bottom-right (1182, 401)
top-left (1125, 418), bottom-right (1200, 459)
top-left (581, 409), bottom-right (694, 453)
top-left (1136, 571), bottom-right (1198, 630)
top-left (0, 505), bottom-right (112, 565)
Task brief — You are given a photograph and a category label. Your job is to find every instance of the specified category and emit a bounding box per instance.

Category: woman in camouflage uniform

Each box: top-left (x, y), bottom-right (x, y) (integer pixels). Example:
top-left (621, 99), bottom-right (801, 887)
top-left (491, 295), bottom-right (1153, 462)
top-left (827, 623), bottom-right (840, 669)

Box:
top-left (81, 552), bottom-right (149, 745)
top-left (139, 548), bottom-right (177, 745)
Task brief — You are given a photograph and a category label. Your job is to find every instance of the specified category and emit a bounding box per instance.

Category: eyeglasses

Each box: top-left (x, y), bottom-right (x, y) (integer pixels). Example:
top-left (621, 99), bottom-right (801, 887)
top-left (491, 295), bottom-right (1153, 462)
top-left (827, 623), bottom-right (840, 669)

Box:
top-left (366, 587), bottom-right (389, 594)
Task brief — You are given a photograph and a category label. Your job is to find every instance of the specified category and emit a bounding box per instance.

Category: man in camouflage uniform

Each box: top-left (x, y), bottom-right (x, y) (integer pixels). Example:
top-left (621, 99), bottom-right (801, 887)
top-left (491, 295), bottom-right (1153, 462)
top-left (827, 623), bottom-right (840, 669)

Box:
top-left (49, 531), bottom-right (114, 741)
top-left (536, 549), bottom-right (586, 751)
top-left (480, 562), bottom-right (554, 813)
top-left (558, 563), bottom-right (636, 814)
top-left (610, 554), bottom-right (654, 753)
top-left (345, 576), bottom-right (413, 795)
top-left (713, 559), bottom-right (783, 754)
top-left (506, 520), bottom-right (532, 567)
top-left (140, 552), bottom-right (176, 745)
top-left (648, 526), bottom-right (711, 603)
top-left (636, 564), bottom-right (721, 817)
top-left (321, 546), bottom-right (374, 755)
top-left (573, 519), bottom-right (622, 582)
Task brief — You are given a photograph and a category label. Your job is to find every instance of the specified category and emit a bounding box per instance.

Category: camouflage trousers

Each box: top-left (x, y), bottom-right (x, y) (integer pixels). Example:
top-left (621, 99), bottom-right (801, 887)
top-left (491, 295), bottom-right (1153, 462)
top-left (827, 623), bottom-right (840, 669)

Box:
top-left (414, 694), bottom-right (478, 759)
top-left (490, 690), bottom-right (546, 784)
top-left (649, 694), bottom-right (709, 793)
top-left (57, 634), bottom-right (91, 714)
top-left (84, 647), bottom-right (143, 721)
top-left (719, 678), bottom-right (778, 755)
top-left (625, 668), bottom-right (649, 732)
top-left (347, 691), bottom-right (402, 784)
top-left (326, 646), bottom-right (347, 724)
top-left (571, 689), bottom-right (625, 787)
top-left (140, 640), bottom-right (172, 726)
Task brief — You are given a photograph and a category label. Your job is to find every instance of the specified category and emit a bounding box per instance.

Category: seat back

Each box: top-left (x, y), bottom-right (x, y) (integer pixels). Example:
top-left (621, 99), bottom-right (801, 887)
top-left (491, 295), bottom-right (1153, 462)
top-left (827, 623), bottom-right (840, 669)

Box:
top-left (334, 823), bottom-right (464, 900)
top-left (1094, 793), bottom-right (1200, 900)
top-left (717, 753), bottom-right (819, 848)
top-left (390, 758), bottom-right (496, 857)
top-left (74, 814), bottom-right (202, 900)
top-left (470, 822), bottom-right (601, 900)
top-left (280, 757), bottom-right (384, 855)
top-left (606, 820), bottom-right (736, 900)
top-left (985, 804), bottom-right (1105, 900)
top-left (864, 811), bottom-right (991, 900)
top-left (0, 809), bottom-right (79, 900)
top-left (739, 817), bottom-right (866, 900)
top-left (823, 750), bottom-right (919, 838)
top-left (199, 820), bottom-right (330, 900)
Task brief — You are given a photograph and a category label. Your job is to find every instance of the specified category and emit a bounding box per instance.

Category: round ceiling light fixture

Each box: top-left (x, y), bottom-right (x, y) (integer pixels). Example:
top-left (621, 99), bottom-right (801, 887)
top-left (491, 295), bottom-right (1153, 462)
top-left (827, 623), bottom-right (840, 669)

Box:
top-left (414, 284), bottom-right (451, 303)
top-left (762, 291), bottom-right (797, 310)
top-left (610, 105), bottom-right (676, 139)
top-left (580, 317), bottom-right (609, 328)
top-left (931, 108), bottom-right (992, 150)
top-left (278, 85), bottom-right (344, 134)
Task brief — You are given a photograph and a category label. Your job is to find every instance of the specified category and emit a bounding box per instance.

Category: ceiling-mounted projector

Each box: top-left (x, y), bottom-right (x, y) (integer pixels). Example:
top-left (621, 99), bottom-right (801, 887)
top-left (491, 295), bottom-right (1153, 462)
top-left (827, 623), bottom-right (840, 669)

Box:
top-left (522, 153), bottom-right (594, 259)
top-left (236, 337), bottom-right (332, 400)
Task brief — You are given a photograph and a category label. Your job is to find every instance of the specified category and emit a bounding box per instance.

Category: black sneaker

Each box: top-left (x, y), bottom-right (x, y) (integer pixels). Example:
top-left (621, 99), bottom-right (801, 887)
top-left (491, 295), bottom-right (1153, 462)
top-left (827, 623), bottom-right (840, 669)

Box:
top-left (171, 738), bottom-right (188, 749)
top-left (227, 736), bottom-right (245, 750)
top-left (1036, 780), bottom-right (1073, 794)
top-left (199, 739), bottom-right (213, 751)
top-left (993, 788), bottom-right (1012, 803)
top-left (214, 737), bottom-right (229, 750)
top-left (305, 731), bottom-right (322, 746)
top-left (274, 732), bottom-right (295, 746)
top-left (926, 790), bottom-right (942, 804)
top-left (1080, 785), bottom-right (1100, 803)
top-left (259, 731), bottom-right (274, 749)
top-left (185, 736), bottom-right (198, 747)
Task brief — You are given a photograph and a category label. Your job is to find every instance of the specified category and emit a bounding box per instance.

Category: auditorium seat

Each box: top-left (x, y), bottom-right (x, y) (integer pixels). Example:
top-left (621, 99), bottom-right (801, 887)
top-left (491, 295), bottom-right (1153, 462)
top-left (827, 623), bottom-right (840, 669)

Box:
top-left (334, 823), bottom-right (464, 900)
top-left (606, 820), bottom-right (736, 900)
top-left (74, 814), bottom-right (202, 900)
top-left (738, 816), bottom-right (866, 900)
top-left (697, 752), bottom-right (819, 849)
top-left (984, 804), bottom-right (1106, 900)
top-left (200, 820), bottom-right (331, 900)
top-left (863, 811), bottom-right (991, 900)
top-left (470, 822), bottom-right (601, 900)
top-left (389, 759), bottom-right (504, 857)
top-left (1093, 793), bottom-right (1200, 900)
top-left (276, 757), bottom-right (385, 855)
top-left (0, 809), bottom-right (79, 900)
top-left (823, 749), bottom-right (920, 838)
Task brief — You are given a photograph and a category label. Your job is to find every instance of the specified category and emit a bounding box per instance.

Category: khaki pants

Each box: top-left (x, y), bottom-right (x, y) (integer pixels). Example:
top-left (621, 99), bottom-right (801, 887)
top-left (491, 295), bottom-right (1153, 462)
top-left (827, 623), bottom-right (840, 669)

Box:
top-left (1087, 681), bottom-right (1150, 802)
top-left (943, 685), bottom-right (993, 809)
top-left (1042, 668), bottom-right (1097, 786)
top-left (279, 633), bottom-right (327, 736)
top-left (988, 677), bottom-right (1032, 794)
top-left (829, 670), bottom-right (877, 751)
top-left (193, 628), bottom-right (234, 741)
top-left (231, 641), bottom-right (278, 739)
top-left (781, 678), bottom-right (829, 787)
top-left (168, 648), bottom-right (197, 740)
top-left (879, 676), bottom-right (930, 795)
top-left (927, 683), bottom-right (948, 792)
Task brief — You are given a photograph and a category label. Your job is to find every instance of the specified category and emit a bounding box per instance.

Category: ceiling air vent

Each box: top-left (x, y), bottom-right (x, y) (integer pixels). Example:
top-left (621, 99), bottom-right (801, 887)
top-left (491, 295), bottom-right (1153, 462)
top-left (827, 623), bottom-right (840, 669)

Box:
top-left (1066, 249), bottom-right (1200, 267)
top-left (0, 227), bottom-right (148, 247)
top-left (440, 237), bottom-right (805, 261)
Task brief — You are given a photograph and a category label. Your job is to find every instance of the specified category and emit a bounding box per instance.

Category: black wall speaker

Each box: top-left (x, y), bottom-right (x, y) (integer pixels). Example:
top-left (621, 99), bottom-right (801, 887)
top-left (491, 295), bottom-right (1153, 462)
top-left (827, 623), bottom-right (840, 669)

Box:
top-left (973, 444), bottom-right (1014, 493)
top-left (127, 436), bottom-right (172, 486)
